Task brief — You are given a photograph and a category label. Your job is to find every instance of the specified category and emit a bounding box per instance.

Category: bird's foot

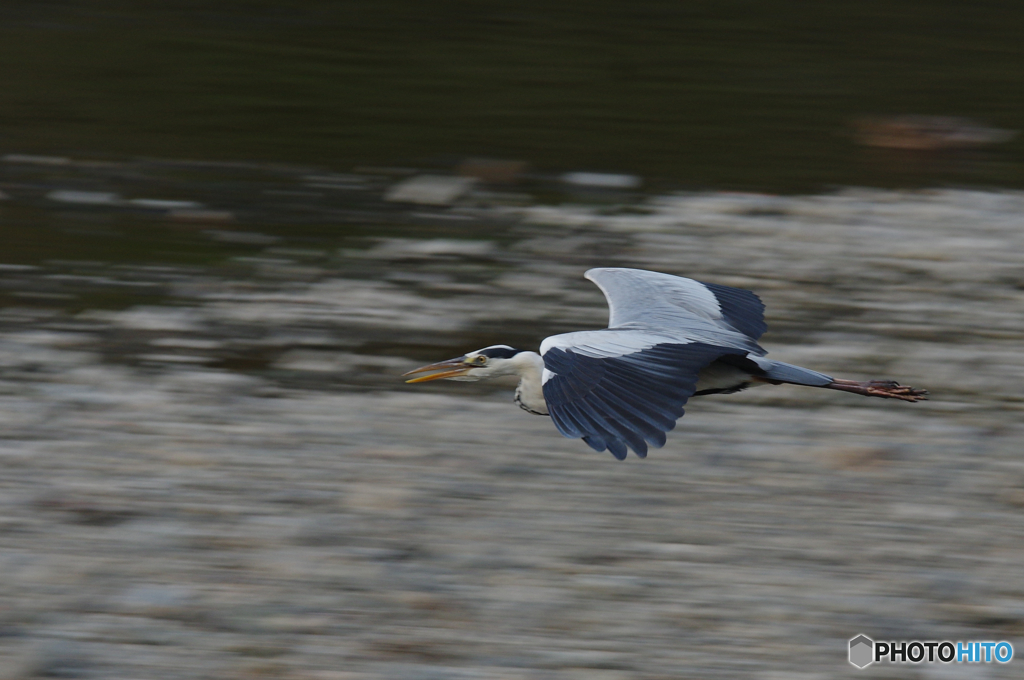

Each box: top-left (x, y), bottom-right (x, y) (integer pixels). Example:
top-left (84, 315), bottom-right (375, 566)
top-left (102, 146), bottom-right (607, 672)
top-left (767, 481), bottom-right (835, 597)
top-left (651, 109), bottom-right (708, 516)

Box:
top-left (827, 379), bottom-right (929, 402)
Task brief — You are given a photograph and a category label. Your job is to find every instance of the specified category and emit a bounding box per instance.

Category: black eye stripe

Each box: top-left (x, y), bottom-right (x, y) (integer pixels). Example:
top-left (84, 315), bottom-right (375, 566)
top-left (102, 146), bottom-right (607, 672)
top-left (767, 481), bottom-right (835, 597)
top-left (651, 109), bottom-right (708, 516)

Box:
top-left (478, 346), bottom-right (522, 359)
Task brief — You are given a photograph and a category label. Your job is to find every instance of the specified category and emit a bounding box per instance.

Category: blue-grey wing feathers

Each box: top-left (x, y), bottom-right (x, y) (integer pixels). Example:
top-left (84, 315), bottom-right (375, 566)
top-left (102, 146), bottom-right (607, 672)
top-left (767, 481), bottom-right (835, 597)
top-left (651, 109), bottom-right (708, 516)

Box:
top-left (698, 281), bottom-right (767, 340)
top-left (541, 268), bottom-right (775, 459)
top-left (583, 268), bottom-right (767, 354)
top-left (543, 340), bottom-right (746, 459)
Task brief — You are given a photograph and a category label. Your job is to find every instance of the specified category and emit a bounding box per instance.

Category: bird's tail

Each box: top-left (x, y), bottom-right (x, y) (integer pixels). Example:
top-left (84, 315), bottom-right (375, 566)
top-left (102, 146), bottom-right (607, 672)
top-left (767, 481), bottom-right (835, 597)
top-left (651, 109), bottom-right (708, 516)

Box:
top-left (748, 358), bottom-right (833, 387)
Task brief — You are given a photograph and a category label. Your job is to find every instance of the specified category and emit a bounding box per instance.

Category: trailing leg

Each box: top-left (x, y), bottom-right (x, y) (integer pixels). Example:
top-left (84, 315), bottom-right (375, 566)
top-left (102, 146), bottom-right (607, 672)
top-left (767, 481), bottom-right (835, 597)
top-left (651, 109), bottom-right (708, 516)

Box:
top-left (824, 378), bottom-right (928, 402)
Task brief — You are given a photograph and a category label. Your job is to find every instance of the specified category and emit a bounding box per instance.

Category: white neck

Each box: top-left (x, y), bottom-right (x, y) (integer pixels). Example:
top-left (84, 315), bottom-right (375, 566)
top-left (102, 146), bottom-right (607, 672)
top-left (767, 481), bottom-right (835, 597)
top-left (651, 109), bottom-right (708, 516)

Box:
top-left (510, 351), bottom-right (548, 415)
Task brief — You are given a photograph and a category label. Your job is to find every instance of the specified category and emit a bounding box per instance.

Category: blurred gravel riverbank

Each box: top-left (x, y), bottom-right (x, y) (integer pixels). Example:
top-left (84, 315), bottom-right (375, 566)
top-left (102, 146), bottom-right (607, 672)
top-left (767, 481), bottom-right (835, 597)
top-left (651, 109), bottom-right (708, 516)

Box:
top-left (1, 174), bottom-right (1023, 678)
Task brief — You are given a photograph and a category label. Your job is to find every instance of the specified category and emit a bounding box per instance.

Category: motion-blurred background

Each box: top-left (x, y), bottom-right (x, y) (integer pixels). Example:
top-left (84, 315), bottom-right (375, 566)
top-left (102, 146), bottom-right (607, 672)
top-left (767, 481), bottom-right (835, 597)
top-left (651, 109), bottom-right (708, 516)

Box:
top-left (1, 2), bottom-right (1023, 678)
top-left (4, 0), bottom-right (1024, 189)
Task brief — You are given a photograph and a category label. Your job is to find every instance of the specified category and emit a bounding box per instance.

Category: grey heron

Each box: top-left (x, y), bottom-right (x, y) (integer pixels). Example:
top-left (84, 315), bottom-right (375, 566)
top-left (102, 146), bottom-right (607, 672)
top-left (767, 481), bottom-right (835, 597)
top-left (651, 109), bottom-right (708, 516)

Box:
top-left (403, 268), bottom-right (927, 460)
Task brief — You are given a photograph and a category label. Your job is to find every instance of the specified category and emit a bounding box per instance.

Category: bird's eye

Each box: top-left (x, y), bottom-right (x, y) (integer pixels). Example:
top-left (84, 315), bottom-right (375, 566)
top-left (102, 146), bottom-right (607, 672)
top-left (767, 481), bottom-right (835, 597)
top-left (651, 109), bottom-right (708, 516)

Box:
top-left (474, 356), bottom-right (487, 365)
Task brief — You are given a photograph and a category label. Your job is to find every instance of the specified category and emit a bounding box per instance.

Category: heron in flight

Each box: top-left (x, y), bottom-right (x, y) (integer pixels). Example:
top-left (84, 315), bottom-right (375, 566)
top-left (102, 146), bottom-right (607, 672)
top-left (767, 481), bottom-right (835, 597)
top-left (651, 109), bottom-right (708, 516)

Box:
top-left (403, 268), bottom-right (927, 460)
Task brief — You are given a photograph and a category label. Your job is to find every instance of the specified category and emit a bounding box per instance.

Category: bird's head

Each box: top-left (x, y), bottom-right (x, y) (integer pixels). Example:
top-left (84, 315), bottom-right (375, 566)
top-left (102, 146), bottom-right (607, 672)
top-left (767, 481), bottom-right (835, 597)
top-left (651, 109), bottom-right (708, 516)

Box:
top-left (403, 345), bottom-right (526, 383)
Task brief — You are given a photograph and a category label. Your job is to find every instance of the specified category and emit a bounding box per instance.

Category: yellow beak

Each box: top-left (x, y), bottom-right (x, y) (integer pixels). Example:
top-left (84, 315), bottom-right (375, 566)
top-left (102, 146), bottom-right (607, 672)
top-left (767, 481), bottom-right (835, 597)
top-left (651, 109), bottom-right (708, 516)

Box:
top-left (402, 357), bottom-right (471, 383)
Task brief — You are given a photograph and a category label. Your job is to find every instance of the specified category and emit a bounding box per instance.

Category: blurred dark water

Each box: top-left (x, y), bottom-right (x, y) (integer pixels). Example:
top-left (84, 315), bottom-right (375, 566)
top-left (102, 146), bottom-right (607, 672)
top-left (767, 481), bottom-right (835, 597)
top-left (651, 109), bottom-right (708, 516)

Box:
top-left (1, 0), bottom-right (1022, 192)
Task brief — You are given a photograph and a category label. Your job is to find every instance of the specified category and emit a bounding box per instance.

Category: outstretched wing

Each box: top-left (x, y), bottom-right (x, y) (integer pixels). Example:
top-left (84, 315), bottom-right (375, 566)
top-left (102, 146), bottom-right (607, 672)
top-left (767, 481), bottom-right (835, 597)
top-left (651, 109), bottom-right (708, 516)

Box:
top-left (585, 267), bottom-right (768, 346)
top-left (540, 329), bottom-right (745, 460)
